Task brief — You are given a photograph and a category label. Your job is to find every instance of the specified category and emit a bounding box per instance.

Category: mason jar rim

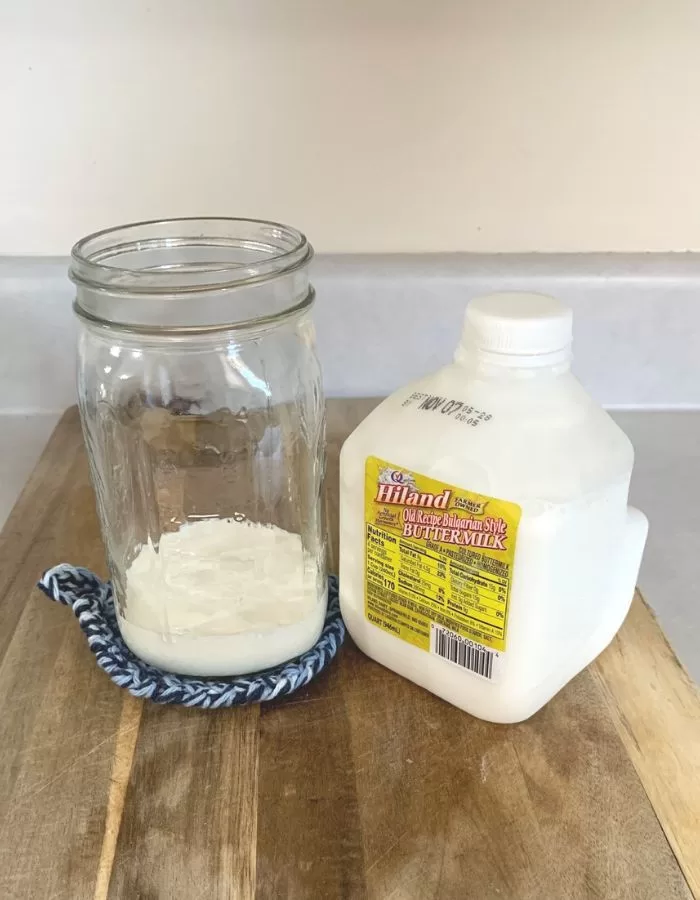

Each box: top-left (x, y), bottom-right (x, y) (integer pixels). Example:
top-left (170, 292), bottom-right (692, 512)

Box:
top-left (70, 217), bottom-right (315, 334)
top-left (71, 216), bottom-right (312, 292)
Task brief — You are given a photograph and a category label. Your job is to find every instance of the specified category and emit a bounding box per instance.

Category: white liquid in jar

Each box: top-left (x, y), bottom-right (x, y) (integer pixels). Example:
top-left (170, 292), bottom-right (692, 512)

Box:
top-left (118, 518), bottom-right (325, 676)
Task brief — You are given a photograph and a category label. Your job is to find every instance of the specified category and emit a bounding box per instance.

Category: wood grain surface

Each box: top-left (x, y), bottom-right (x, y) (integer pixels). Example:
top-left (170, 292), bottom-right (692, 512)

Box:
top-left (0, 400), bottom-right (698, 900)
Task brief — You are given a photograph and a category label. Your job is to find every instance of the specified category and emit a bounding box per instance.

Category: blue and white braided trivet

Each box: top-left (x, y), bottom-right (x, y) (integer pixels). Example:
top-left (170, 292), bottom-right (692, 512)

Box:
top-left (38, 564), bottom-right (344, 708)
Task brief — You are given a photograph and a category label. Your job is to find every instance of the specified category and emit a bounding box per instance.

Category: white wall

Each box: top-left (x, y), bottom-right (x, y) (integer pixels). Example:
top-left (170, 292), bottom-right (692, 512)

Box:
top-left (3, 0), bottom-right (700, 255)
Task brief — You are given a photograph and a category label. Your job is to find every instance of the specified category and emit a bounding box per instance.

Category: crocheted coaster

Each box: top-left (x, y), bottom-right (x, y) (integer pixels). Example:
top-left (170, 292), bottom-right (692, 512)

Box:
top-left (38, 565), bottom-right (344, 708)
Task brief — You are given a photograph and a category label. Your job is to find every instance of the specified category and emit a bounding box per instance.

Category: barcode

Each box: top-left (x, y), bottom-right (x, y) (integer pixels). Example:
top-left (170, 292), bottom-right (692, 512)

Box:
top-left (431, 625), bottom-right (497, 680)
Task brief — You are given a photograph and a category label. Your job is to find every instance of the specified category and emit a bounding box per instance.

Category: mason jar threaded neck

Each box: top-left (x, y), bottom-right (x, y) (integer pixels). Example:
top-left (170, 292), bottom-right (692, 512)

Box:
top-left (70, 217), bottom-right (314, 334)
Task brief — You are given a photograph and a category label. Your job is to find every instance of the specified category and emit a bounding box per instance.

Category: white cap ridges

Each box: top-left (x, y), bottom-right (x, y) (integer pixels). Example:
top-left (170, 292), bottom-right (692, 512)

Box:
top-left (458, 292), bottom-right (573, 366)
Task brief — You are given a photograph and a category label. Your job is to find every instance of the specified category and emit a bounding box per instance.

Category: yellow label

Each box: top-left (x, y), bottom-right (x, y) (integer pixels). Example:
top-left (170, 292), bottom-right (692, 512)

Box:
top-left (364, 457), bottom-right (521, 671)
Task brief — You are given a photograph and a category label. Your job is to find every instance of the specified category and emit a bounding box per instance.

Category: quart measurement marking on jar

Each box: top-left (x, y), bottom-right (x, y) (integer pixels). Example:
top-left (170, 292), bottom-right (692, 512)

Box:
top-left (401, 392), bottom-right (493, 427)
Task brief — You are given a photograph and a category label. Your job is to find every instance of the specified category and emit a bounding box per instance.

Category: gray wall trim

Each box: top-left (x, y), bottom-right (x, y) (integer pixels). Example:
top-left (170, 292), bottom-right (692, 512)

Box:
top-left (1, 253), bottom-right (697, 412)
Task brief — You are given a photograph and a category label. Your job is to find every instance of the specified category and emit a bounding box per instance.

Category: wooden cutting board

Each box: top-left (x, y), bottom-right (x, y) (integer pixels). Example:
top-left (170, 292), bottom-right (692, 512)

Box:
top-left (0, 400), bottom-right (698, 900)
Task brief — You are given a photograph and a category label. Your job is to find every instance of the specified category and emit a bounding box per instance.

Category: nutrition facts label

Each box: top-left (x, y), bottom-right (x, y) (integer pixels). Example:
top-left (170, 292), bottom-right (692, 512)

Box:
top-left (364, 457), bottom-right (521, 671)
top-left (366, 525), bottom-right (509, 648)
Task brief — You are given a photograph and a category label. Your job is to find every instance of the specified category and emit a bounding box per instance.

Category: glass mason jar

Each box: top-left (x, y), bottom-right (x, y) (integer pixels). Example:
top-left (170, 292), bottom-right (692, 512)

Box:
top-left (70, 218), bottom-right (326, 676)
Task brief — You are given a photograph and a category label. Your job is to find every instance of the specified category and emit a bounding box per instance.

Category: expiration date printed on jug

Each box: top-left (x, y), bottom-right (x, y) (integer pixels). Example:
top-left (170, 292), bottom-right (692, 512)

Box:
top-left (364, 457), bottom-right (521, 680)
top-left (401, 392), bottom-right (493, 427)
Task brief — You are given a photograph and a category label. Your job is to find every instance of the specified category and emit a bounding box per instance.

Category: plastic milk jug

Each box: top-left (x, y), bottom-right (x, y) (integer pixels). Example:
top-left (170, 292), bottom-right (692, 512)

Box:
top-left (339, 293), bottom-right (648, 723)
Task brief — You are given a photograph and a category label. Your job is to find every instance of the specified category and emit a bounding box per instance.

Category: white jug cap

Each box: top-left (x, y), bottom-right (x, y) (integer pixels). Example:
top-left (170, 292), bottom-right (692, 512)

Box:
top-left (460, 292), bottom-right (573, 363)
